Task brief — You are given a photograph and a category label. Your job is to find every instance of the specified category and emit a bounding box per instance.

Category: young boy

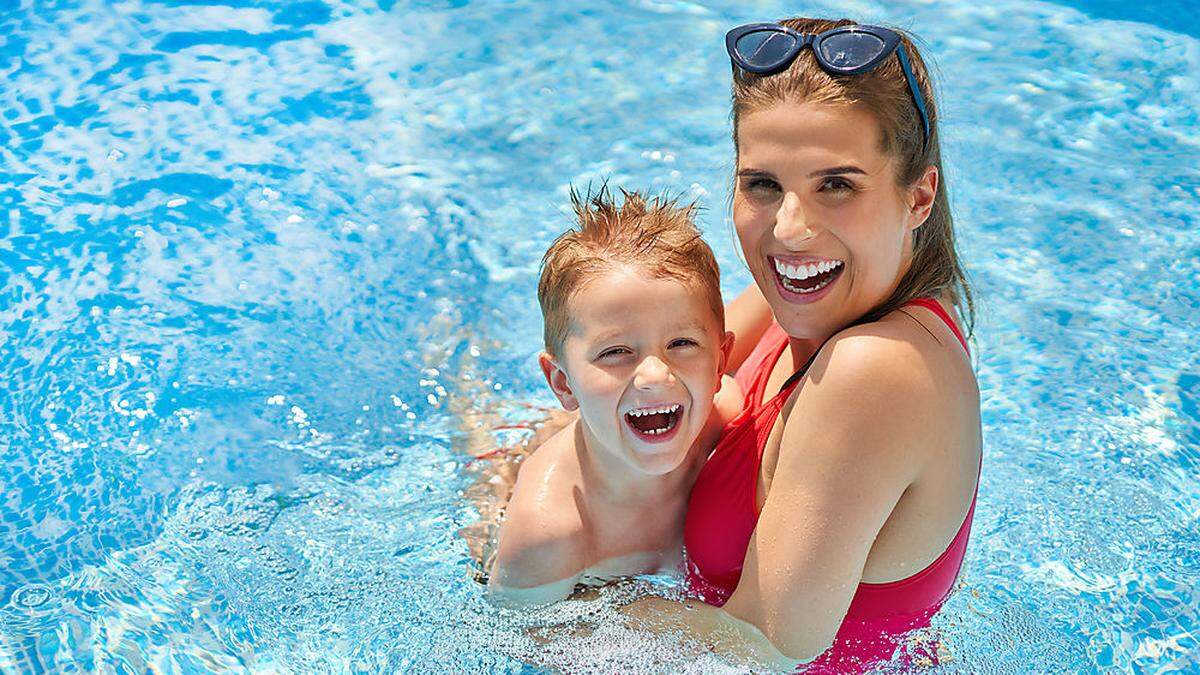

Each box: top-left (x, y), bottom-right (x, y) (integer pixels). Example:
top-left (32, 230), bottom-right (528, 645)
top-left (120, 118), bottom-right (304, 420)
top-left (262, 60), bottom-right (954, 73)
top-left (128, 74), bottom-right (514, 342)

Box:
top-left (487, 186), bottom-right (742, 606)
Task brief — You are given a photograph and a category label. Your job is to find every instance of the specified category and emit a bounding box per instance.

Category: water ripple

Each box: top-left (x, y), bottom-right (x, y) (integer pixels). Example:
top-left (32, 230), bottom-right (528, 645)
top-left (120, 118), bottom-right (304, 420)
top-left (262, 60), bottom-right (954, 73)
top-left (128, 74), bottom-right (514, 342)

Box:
top-left (0, 0), bottom-right (1197, 671)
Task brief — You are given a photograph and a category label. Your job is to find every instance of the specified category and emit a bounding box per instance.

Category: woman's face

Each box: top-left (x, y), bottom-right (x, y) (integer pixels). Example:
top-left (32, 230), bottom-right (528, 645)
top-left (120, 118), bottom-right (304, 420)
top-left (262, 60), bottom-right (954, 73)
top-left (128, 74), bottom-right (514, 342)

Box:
top-left (733, 100), bottom-right (935, 341)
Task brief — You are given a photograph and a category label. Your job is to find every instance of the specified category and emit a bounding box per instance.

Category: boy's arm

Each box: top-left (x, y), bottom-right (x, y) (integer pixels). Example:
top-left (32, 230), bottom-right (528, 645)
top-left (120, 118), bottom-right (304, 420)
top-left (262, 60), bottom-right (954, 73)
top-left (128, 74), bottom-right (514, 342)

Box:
top-left (487, 428), bottom-right (588, 607)
top-left (460, 409), bottom-right (578, 572)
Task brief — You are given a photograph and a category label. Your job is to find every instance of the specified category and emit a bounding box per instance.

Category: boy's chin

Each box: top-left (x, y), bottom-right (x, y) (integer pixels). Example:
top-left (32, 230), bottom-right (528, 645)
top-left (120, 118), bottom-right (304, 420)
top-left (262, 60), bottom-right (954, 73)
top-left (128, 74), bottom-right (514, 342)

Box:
top-left (625, 442), bottom-right (691, 475)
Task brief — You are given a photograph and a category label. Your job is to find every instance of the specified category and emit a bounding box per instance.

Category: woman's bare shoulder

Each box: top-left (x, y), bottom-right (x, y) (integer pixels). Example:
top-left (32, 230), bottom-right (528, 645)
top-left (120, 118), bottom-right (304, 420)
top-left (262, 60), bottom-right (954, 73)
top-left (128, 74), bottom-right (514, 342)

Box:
top-left (820, 303), bottom-right (970, 388)
top-left (780, 306), bottom-right (974, 461)
top-left (817, 321), bottom-right (941, 387)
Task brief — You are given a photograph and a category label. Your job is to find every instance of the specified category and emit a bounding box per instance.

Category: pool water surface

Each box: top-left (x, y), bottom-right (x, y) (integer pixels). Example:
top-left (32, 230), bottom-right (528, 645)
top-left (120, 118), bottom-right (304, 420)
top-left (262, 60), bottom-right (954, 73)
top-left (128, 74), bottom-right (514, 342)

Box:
top-left (1, 0), bottom-right (1198, 671)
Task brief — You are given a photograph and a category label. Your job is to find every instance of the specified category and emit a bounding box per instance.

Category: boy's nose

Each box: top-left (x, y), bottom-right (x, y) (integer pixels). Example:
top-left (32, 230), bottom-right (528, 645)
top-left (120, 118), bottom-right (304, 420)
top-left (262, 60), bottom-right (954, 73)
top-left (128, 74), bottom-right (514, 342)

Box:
top-left (633, 355), bottom-right (674, 389)
top-left (773, 192), bottom-right (820, 246)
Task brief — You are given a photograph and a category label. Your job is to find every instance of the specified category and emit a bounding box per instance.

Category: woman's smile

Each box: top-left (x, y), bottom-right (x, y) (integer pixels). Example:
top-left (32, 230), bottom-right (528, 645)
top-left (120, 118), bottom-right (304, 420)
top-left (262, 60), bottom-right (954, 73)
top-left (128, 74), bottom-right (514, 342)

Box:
top-left (769, 255), bottom-right (845, 304)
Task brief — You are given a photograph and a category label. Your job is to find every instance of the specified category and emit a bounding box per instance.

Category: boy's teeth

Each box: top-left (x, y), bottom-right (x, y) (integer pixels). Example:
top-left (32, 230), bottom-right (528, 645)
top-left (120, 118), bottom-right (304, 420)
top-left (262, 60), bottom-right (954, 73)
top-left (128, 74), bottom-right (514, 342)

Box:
top-left (628, 404), bottom-right (681, 417)
top-left (773, 258), bottom-right (843, 280)
top-left (625, 403), bottom-right (683, 436)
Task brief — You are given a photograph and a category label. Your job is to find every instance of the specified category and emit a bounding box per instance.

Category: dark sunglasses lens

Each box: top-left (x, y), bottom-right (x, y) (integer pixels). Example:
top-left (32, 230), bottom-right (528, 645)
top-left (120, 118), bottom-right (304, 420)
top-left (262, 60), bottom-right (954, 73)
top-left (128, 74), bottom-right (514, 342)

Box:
top-left (735, 30), bottom-right (798, 69)
top-left (818, 32), bottom-right (887, 70)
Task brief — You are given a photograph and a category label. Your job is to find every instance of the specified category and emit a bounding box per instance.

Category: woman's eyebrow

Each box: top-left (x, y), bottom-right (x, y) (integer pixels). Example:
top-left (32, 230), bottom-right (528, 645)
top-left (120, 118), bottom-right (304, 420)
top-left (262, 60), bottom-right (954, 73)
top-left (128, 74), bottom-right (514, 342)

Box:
top-left (736, 166), bottom-right (867, 179)
top-left (808, 165), bottom-right (867, 178)
top-left (736, 168), bottom-right (774, 178)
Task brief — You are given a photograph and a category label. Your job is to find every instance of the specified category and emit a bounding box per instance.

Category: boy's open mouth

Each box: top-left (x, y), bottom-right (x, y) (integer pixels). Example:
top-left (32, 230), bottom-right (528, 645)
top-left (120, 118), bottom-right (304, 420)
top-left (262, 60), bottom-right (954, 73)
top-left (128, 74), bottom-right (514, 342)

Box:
top-left (624, 404), bottom-right (682, 442)
top-left (773, 257), bottom-right (844, 295)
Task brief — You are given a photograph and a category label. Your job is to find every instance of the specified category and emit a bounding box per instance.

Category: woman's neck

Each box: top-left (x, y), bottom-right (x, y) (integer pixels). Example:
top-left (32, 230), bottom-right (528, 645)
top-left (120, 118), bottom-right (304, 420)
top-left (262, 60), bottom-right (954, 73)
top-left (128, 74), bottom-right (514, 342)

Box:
top-left (783, 334), bottom-right (827, 380)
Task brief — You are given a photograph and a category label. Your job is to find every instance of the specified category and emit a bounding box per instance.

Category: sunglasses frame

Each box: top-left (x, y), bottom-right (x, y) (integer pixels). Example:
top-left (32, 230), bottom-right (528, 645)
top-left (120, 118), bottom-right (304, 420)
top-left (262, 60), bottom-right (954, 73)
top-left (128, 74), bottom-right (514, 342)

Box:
top-left (726, 23), bottom-right (931, 153)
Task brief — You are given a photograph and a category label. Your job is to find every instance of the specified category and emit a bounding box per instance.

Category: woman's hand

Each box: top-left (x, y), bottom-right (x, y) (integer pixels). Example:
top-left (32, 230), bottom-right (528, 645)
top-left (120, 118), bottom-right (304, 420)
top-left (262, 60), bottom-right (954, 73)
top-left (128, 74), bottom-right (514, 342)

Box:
top-left (619, 594), bottom-right (799, 671)
top-left (723, 284), bottom-right (773, 374)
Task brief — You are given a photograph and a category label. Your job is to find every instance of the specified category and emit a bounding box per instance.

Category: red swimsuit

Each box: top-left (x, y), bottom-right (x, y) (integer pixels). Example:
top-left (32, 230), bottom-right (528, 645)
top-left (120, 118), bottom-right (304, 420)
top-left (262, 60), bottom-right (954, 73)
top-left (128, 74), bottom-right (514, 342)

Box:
top-left (684, 297), bottom-right (979, 672)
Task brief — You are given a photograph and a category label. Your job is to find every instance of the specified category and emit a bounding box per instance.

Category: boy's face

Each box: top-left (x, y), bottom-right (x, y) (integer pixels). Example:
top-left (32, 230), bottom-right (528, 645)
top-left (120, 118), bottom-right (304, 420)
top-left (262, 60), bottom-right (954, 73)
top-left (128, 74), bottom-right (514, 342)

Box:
top-left (540, 267), bottom-right (732, 476)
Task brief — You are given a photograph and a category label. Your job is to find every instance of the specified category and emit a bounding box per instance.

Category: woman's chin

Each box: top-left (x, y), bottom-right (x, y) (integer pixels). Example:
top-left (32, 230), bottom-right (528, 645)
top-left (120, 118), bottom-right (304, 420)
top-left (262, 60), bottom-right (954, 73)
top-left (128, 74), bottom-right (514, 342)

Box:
top-left (761, 278), bottom-right (856, 341)
top-left (773, 312), bottom-right (833, 342)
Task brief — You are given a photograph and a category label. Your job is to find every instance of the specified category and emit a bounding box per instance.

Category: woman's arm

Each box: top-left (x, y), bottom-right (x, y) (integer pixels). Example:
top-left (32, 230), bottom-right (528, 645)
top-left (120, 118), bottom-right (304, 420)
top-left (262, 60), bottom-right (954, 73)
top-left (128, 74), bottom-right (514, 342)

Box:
top-left (723, 284), bottom-right (773, 375)
top-left (623, 331), bottom-right (937, 664)
top-left (721, 332), bottom-right (935, 659)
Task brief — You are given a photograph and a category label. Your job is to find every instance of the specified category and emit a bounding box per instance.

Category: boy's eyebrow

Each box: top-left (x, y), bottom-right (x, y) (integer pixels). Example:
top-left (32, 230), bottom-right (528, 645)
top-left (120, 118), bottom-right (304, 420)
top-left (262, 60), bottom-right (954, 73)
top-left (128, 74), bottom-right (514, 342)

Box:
top-left (586, 328), bottom-right (625, 343)
top-left (581, 321), bottom-right (710, 343)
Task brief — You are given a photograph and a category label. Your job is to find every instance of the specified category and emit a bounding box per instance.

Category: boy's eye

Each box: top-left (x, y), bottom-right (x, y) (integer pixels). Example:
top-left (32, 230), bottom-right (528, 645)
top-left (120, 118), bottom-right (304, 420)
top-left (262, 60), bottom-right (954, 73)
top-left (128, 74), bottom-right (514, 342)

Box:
top-left (668, 337), bottom-right (699, 349)
top-left (597, 347), bottom-right (632, 359)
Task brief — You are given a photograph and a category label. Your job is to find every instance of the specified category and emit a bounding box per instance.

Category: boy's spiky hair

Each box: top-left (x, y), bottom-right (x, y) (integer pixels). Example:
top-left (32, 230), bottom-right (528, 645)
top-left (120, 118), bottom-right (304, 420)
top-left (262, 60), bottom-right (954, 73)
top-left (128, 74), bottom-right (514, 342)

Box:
top-left (537, 183), bottom-right (723, 356)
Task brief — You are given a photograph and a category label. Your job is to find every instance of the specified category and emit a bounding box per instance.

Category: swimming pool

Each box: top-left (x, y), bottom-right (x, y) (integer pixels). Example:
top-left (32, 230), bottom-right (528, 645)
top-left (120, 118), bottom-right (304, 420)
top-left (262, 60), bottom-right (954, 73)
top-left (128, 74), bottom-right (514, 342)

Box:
top-left (1, 0), bottom-right (1197, 671)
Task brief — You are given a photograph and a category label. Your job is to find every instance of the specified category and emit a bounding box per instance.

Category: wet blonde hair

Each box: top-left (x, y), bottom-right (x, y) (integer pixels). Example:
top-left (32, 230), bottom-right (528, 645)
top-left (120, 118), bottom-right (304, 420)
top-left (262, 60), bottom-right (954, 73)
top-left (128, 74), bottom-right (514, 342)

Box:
top-left (538, 184), bottom-right (723, 356)
top-left (732, 17), bottom-right (974, 335)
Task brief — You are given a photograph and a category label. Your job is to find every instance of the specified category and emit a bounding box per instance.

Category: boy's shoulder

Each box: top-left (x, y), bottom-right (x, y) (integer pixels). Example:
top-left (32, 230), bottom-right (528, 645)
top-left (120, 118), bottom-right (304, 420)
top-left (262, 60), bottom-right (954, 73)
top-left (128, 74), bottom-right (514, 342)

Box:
top-left (506, 421), bottom-right (589, 538)
top-left (488, 420), bottom-right (592, 598)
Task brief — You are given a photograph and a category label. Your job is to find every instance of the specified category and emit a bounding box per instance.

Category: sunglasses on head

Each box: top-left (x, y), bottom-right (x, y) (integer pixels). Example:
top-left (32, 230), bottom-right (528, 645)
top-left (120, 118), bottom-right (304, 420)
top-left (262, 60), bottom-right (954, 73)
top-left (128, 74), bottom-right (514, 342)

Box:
top-left (725, 23), bottom-right (931, 153)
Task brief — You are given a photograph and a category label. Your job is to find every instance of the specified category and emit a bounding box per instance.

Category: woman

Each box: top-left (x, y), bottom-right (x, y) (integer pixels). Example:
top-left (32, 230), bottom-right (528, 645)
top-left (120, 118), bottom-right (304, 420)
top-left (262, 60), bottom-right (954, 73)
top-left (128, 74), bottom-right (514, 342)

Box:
top-left (625, 17), bottom-right (982, 671)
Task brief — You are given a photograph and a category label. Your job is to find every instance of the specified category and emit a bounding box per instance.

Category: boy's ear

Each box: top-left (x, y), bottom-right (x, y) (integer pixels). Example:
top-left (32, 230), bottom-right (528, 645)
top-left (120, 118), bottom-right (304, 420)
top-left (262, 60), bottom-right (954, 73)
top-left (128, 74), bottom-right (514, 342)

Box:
top-left (538, 351), bottom-right (579, 411)
top-left (718, 330), bottom-right (735, 378)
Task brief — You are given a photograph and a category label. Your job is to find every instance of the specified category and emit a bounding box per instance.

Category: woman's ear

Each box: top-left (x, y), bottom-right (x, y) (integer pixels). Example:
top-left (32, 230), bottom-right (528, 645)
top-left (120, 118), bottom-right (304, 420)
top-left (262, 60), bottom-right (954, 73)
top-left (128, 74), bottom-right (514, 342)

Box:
top-left (907, 165), bottom-right (939, 231)
top-left (538, 351), bottom-right (578, 411)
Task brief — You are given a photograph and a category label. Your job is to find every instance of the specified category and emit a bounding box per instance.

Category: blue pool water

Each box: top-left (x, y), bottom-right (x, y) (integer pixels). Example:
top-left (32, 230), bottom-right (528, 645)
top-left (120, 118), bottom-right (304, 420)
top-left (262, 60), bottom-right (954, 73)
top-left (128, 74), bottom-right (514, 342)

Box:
top-left (2, 0), bottom-right (1198, 671)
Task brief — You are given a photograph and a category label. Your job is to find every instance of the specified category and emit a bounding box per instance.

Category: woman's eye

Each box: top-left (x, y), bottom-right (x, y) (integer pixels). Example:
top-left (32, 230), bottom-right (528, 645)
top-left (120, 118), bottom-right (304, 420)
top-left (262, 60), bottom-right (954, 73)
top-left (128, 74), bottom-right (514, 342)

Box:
top-left (744, 177), bottom-right (780, 194)
top-left (819, 177), bottom-right (855, 192)
top-left (669, 338), bottom-right (699, 349)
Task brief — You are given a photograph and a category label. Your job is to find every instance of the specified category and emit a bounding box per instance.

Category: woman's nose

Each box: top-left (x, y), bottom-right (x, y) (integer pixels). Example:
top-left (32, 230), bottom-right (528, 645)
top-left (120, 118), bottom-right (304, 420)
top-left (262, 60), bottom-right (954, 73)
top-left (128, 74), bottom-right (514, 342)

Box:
top-left (633, 355), bottom-right (674, 389)
top-left (773, 191), bottom-right (819, 246)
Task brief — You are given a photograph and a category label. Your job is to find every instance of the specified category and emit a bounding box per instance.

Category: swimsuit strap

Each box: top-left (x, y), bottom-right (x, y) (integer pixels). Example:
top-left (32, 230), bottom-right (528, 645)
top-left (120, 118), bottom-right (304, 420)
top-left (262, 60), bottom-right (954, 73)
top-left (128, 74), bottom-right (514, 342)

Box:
top-left (903, 297), bottom-right (969, 354)
top-left (776, 345), bottom-right (822, 396)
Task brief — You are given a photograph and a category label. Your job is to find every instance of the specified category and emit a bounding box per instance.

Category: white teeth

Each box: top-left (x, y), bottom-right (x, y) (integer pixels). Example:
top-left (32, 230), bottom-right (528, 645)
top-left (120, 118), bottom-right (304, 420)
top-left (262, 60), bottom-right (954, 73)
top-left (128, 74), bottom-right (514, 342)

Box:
top-left (627, 404), bottom-right (681, 418)
top-left (773, 258), bottom-right (843, 280)
top-left (626, 404), bottom-right (682, 436)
